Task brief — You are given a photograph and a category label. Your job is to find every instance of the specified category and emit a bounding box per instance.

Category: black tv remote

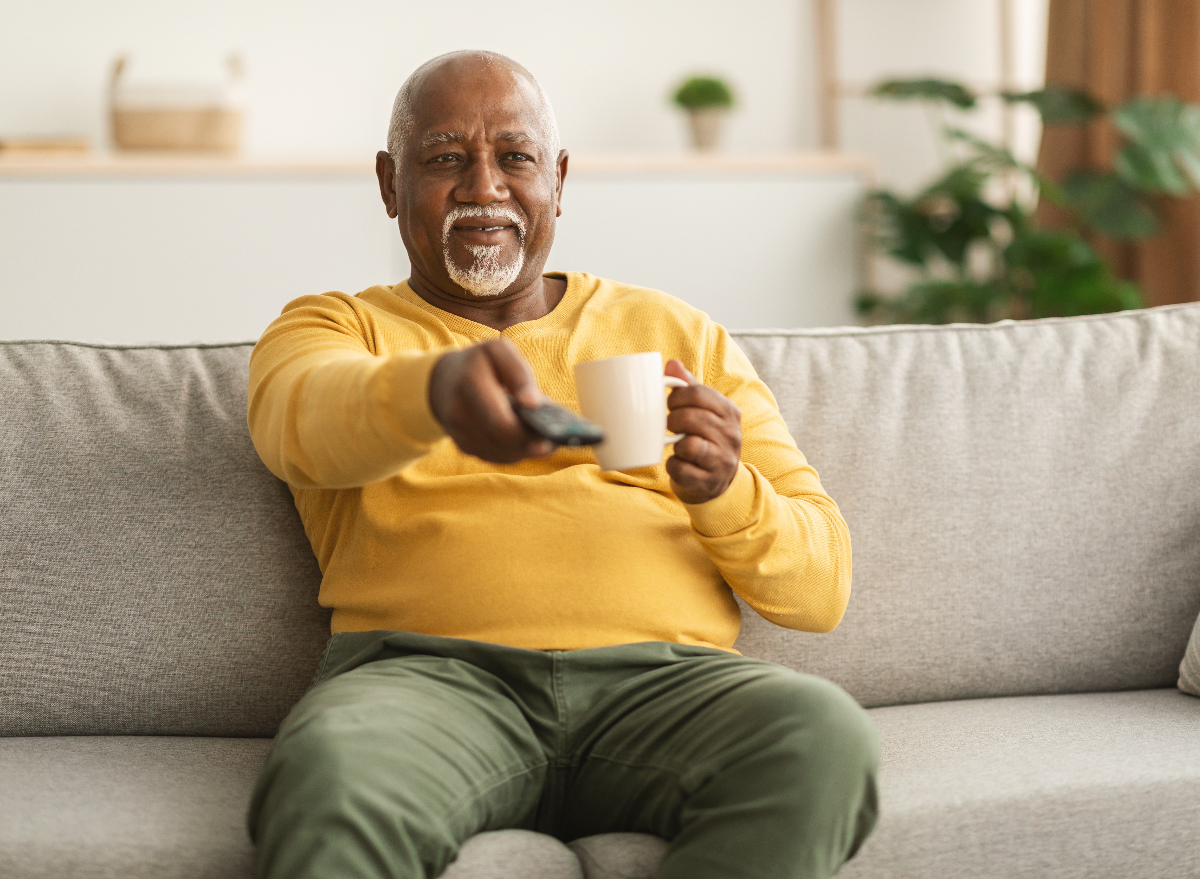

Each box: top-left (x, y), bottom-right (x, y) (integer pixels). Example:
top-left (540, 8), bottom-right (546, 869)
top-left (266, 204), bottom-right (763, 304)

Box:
top-left (511, 399), bottom-right (605, 447)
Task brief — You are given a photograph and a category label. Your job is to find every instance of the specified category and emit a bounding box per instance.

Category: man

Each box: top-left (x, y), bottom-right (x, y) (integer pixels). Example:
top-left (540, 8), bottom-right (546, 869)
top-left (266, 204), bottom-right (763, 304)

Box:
top-left (246, 50), bottom-right (877, 879)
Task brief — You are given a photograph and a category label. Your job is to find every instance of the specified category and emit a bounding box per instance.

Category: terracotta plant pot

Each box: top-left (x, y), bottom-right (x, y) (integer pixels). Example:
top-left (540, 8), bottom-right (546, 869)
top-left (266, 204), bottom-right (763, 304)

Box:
top-left (686, 108), bottom-right (727, 151)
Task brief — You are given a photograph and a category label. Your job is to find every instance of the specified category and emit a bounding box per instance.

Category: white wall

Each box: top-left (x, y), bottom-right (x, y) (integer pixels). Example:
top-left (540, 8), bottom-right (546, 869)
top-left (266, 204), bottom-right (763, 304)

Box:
top-left (2, 0), bottom-right (1045, 166)
top-left (837, 0), bottom-right (1049, 191)
top-left (1, 1), bottom-right (1049, 340)
top-left (552, 172), bottom-right (863, 330)
top-left (0, 176), bottom-right (399, 343)
top-left (0, 0), bottom-right (812, 157)
top-left (0, 164), bottom-right (865, 342)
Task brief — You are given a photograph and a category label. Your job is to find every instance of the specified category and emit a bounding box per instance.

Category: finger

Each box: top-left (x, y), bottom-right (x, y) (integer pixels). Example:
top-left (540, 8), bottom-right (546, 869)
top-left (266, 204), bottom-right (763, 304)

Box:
top-left (664, 358), bottom-right (697, 386)
top-left (667, 406), bottom-right (733, 442)
top-left (665, 456), bottom-right (719, 502)
top-left (459, 351), bottom-right (544, 461)
top-left (460, 360), bottom-right (524, 439)
top-left (484, 338), bottom-right (543, 408)
top-left (672, 433), bottom-right (724, 470)
top-left (667, 384), bottom-right (740, 418)
top-left (467, 372), bottom-right (553, 459)
top-left (527, 438), bottom-right (555, 457)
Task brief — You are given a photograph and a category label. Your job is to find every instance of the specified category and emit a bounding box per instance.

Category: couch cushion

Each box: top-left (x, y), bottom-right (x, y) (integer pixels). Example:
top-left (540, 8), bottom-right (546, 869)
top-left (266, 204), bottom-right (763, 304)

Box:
top-left (840, 688), bottom-right (1200, 879)
top-left (438, 831), bottom-right (583, 879)
top-left (0, 736), bottom-right (269, 879)
top-left (6, 692), bottom-right (1192, 878)
top-left (568, 833), bottom-right (668, 879)
top-left (0, 341), bottom-right (329, 736)
top-left (1179, 609), bottom-right (1200, 697)
top-left (732, 304), bottom-right (1200, 706)
top-left (0, 735), bottom-right (642, 879)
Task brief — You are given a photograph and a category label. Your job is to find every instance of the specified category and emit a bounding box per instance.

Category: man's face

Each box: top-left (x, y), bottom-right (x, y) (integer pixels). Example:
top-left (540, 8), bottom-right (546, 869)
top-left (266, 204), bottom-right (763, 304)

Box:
top-left (386, 61), bottom-right (564, 301)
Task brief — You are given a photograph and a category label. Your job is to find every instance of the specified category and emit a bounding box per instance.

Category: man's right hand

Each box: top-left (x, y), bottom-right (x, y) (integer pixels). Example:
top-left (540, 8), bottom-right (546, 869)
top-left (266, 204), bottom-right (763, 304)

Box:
top-left (428, 338), bottom-right (554, 464)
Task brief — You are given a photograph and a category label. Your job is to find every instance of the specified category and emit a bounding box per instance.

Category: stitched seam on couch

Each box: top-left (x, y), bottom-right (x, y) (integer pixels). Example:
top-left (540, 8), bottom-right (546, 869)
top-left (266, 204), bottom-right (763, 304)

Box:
top-left (0, 339), bottom-right (258, 351)
top-left (729, 301), bottom-right (1199, 339)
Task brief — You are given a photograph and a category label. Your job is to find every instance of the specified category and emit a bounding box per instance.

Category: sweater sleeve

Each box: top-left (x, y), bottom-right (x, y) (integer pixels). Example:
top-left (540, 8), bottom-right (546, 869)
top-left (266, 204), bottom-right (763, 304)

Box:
top-left (682, 325), bottom-right (852, 633)
top-left (247, 293), bottom-right (449, 489)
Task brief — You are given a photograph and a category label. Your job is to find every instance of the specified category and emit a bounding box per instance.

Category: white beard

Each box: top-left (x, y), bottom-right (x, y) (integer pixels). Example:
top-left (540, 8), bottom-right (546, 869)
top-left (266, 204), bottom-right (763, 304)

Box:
top-left (441, 205), bottom-right (527, 298)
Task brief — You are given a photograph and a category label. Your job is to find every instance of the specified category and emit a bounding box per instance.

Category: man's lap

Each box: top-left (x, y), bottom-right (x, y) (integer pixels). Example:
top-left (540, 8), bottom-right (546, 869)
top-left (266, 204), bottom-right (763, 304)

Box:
top-left (261, 631), bottom-right (867, 832)
top-left (249, 630), bottom-right (878, 878)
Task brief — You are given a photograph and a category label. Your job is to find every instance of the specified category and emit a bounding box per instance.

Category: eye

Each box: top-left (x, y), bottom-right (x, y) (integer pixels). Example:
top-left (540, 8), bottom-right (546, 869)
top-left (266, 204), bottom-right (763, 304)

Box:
top-left (506, 152), bottom-right (532, 163)
top-left (430, 152), bottom-right (461, 164)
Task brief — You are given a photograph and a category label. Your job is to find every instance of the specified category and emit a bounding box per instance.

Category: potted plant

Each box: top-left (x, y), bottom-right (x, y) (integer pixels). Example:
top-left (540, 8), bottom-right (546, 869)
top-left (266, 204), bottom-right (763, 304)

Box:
top-left (672, 75), bottom-right (735, 151)
top-left (857, 78), bottom-right (1200, 324)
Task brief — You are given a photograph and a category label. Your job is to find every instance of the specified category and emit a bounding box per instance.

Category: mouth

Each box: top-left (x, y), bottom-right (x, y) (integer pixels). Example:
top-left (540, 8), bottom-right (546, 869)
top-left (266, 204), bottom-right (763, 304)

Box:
top-left (442, 205), bottom-right (527, 251)
top-left (451, 221), bottom-right (516, 245)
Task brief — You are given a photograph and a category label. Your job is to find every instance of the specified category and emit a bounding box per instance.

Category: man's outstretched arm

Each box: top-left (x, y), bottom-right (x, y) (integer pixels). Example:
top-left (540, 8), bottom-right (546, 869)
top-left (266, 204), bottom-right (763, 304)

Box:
top-left (248, 293), bottom-right (549, 489)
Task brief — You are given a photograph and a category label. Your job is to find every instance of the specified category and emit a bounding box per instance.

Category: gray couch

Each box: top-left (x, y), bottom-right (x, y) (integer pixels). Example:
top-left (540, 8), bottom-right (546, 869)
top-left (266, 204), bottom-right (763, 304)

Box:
top-left (3, 303), bottom-right (1199, 879)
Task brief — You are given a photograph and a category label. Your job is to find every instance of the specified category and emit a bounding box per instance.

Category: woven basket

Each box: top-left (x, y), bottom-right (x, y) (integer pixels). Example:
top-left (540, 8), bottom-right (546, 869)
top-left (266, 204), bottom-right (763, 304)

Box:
top-left (111, 107), bottom-right (241, 152)
top-left (109, 55), bottom-right (243, 153)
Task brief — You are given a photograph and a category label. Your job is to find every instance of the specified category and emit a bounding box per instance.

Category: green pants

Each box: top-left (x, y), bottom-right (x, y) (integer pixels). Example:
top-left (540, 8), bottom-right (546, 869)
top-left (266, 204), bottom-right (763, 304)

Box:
top-left (248, 631), bottom-right (878, 879)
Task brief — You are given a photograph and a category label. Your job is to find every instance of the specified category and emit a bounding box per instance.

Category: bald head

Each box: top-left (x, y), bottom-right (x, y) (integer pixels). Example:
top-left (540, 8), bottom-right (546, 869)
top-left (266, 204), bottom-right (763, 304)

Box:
top-left (387, 51), bottom-right (560, 170)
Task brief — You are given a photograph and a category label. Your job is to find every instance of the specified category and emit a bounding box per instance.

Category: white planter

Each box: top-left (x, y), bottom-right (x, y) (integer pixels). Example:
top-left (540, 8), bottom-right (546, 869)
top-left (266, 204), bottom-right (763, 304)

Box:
top-left (686, 108), bottom-right (728, 151)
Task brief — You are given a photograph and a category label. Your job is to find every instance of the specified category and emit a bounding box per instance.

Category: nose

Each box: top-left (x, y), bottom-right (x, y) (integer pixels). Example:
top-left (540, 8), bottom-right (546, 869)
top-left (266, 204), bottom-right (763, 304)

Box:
top-left (455, 155), bottom-right (510, 205)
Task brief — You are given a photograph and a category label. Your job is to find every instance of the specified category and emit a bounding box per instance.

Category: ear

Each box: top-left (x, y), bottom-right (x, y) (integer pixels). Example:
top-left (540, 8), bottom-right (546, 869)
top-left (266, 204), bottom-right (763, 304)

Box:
top-left (376, 151), bottom-right (398, 219)
top-left (554, 149), bottom-right (569, 218)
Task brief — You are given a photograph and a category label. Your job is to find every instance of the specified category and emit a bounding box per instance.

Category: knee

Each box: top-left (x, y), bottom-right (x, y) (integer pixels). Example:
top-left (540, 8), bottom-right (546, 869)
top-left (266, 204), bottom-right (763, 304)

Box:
top-left (249, 701), bottom-right (388, 837)
top-left (737, 671), bottom-right (879, 781)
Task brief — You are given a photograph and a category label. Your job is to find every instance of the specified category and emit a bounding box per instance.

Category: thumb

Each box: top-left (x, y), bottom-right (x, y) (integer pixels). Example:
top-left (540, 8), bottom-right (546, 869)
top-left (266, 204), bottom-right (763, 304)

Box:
top-left (485, 338), bottom-right (543, 408)
top-left (665, 358), bottom-right (698, 385)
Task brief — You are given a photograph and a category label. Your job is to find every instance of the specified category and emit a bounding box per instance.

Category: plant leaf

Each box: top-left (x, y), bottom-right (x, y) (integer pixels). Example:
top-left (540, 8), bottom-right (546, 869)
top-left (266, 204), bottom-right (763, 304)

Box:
top-left (944, 127), bottom-right (1023, 170)
top-left (1111, 95), bottom-right (1200, 194)
top-left (902, 280), bottom-right (1001, 324)
top-left (1114, 144), bottom-right (1190, 195)
top-left (912, 164), bottom-right (1008, 266)
top-left (862, 191), bottom-right (931, 266)
top-left (1001, 86), bottom-right (1102, 123)
top-left (672, 76), bottom-right (734, 109)
top-left (1060, 171), bottom-right (1160, 238)
top-left (871, 78), bottom-right (977, 109)
top-left (1005, 229), bottom-right (1143, 317)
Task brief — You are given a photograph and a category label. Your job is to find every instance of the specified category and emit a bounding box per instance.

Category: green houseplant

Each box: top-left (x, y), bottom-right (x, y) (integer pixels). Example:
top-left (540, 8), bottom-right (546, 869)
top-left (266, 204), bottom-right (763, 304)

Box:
top-left (672, 75), bottom-right (735, 151)
top-left (858, 78), bottom-right (1200, 324)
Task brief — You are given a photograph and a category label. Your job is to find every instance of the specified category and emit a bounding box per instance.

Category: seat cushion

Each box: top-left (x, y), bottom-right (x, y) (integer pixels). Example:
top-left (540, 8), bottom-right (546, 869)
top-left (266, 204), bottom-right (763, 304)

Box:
top-left (1179, 609), bottom-right (1200, 696)
top-left (841, 688), bottom-right (1200, 879)
top-left (0, 736), bottom-right (271, 879)
top-left (568, 833), bottom-right (669, 879)
top-left (6, 691), bottom-right (1194, 878)
top-left (438, 830), bottom-right (583, 879)
top-left (0, 735), bottom-right (654, 879)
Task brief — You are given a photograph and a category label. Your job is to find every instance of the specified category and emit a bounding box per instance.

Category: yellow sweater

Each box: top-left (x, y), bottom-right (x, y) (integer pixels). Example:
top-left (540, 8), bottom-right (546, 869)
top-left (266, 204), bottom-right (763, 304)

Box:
top-left (248, 272), bottom-right (851, 651)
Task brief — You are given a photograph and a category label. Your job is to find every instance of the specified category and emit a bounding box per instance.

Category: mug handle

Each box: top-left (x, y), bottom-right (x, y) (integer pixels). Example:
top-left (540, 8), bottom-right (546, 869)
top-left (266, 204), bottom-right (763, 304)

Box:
top-left (663, 375), bottom-right (688, 445)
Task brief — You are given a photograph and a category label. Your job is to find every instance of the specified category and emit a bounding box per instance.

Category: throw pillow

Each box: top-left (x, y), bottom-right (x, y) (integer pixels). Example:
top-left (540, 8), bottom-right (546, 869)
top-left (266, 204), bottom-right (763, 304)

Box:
top-left (1180, 611), bottom-right (1200, 697)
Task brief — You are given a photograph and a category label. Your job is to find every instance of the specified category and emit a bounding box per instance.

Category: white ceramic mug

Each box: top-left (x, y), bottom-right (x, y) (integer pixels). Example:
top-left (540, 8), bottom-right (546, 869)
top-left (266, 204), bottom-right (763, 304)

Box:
top-left (574, 352), bottom-right (688, 471)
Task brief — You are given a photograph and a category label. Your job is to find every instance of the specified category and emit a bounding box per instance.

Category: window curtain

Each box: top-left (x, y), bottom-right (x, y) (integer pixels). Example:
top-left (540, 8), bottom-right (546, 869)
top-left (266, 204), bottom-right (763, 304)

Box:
top-left (1036, 0), bottom-right (1200, 306)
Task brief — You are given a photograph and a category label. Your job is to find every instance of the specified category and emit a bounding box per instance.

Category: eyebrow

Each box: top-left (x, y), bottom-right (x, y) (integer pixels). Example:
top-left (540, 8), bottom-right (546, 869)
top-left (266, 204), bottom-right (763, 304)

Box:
top-left (495, 131), bottom-right (538, 145)
top-left (420, 132), bottom-right (466, 149)
top-left (418, 131), bottom-right (540, 150)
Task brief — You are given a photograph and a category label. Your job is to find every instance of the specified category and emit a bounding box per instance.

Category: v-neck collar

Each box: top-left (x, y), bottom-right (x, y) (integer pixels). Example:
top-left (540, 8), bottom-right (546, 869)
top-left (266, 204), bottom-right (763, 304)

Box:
top-left (389, 272), bottom-right (580, 340)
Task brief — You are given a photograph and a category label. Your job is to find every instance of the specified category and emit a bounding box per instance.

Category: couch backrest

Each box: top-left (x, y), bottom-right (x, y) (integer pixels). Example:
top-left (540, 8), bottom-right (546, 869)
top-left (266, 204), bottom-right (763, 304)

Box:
top-left (732, 303), bottom-right (1200, 707)
top-left (0, 342), bottom-right (328, 736)
top-left (4, 305), bottom-right (1199, 733)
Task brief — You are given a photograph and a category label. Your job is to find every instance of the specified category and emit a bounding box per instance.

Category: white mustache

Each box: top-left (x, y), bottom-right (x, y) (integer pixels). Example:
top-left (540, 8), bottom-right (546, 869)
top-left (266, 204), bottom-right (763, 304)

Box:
top-left (442, 205), bottom-right (527, 245)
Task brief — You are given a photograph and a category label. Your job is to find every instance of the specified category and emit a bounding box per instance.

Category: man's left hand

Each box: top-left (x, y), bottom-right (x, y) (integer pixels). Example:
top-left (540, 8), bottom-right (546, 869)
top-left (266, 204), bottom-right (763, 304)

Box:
top-left (664, 359), bottom-right (742, 504)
